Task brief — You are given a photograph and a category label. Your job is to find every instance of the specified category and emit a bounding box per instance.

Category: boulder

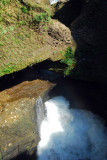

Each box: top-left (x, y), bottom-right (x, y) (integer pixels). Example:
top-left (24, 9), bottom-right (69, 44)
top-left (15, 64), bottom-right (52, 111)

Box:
top-left (48, 19), bottom-right (76, 51)
top-left (48, 19), bottom-right (71, 43)
top-left (0, 79), bottom-right (54, 160)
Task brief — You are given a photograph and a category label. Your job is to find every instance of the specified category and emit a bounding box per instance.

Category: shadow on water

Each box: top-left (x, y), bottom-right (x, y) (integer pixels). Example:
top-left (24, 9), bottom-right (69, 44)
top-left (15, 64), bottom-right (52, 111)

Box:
top-left (0, 60), bottom-right (62, 92)
top-left (0, 67), bottom-right (38, 92)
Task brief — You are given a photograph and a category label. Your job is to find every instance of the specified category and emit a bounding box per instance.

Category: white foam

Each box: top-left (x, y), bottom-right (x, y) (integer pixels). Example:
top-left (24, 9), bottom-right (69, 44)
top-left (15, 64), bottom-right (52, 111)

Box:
top-left (37, 96), bottom-right (107, 160)
top-left (49, 0), bottom-right (59, 5)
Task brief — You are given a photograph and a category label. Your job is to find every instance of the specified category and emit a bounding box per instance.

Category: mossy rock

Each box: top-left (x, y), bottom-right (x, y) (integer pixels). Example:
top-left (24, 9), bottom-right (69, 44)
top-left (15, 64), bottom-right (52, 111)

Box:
top-left (0, 0), bottom-right (74, 77)
top-left (0, 79), bottom-right (54, 160)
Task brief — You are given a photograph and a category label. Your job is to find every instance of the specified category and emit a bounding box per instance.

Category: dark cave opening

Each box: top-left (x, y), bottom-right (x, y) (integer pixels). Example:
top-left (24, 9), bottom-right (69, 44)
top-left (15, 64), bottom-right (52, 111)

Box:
top-left (53, 0), bottom-right (83, 27)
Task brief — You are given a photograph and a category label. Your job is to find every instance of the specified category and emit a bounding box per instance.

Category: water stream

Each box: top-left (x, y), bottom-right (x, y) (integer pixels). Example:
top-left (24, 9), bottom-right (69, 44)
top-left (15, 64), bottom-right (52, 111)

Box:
top-left (37, 96), bottom-right (107, 160)
top-left (49, 0), bottom-right (59, 5)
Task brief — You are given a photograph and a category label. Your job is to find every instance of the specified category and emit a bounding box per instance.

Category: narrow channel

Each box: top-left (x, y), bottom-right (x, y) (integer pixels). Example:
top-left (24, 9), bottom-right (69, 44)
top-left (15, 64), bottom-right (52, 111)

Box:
top-left (37, 96), bottom-right (107, 160)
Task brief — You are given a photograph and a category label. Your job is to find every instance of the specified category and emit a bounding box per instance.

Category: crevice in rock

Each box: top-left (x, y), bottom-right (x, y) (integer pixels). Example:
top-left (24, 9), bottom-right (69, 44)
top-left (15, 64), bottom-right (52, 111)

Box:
top-left (53, 0), bottom-right (83, 27)
top-left (0, 59), bottom-right (64, 92)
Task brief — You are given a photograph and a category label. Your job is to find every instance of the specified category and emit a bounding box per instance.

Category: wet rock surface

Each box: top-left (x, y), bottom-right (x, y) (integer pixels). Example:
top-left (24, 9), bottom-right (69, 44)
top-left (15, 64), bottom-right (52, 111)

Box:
top-left (0, 79), bottom-right (54, 160)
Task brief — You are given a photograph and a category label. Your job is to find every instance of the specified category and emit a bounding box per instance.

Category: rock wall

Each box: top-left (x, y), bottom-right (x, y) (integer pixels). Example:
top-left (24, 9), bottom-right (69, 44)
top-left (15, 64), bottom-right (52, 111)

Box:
top-left (70, 0), bottom-right (107, 84)
top-left (0, 79), bottom-right (54, 160)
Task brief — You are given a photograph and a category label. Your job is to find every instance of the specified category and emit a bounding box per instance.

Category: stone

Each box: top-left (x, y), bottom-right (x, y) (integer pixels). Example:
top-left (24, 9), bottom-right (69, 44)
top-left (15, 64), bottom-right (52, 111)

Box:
top-left (48, 20), bottom-right (77, 51)
top-left (0, 79), bottom-right (54, 160)
top-left (48, 20), bottom-right (71, 43)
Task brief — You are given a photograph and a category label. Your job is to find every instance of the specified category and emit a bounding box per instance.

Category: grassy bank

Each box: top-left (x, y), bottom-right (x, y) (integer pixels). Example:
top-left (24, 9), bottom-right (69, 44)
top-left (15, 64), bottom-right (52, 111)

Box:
top-left (0, 0), bottom-right (56, 77)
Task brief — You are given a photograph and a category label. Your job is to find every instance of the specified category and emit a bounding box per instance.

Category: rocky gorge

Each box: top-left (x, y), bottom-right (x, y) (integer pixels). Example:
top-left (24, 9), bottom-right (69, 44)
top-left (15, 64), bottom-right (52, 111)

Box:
top-left (0, 0), bottom-right (107, 159)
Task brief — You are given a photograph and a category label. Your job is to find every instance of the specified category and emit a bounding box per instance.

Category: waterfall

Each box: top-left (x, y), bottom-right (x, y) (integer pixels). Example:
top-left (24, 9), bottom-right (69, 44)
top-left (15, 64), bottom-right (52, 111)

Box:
top-left (49, 0), bottom-right (59, 5)
top-left (37, 96), bottom-right (107, 160)
top-left (36, 96), bottom-right (45, 133)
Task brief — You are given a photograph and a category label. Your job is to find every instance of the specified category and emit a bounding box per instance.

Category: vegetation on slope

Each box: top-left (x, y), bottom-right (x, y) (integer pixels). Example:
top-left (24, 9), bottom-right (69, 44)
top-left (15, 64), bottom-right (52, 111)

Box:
top-left (0, 0), bottom-right (55, 77)
top-left (60, 47), bottom-right (76, 75)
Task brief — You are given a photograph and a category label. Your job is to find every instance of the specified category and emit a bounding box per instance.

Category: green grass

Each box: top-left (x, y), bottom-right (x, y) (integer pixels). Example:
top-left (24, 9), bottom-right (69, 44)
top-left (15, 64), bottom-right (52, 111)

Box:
top-left (0, 0), bottom-right (70, 77)
top-left (21, 6), bottom-right (29, 13)
top-left (33, 13), bottom-right (51, 23)
top-left (0, 43), bottom-right (4, 46)
top-left (0, 0), bottom-right (52, 26)
top-left (60, 47), bottom-right (76, 76)
top-left (0, 64), bottom-right (18, 77)
top-left (0, 0), bottom-right (10, 5)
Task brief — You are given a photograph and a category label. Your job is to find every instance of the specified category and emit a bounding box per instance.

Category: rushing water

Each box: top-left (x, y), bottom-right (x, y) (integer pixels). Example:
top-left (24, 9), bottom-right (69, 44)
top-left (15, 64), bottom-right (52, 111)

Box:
top-left (49, 0), bottom-right (59, 5)
top-left (36, 96), bottom-right (45, 134)
top-left (37, 96), bottom-right (107, 160)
